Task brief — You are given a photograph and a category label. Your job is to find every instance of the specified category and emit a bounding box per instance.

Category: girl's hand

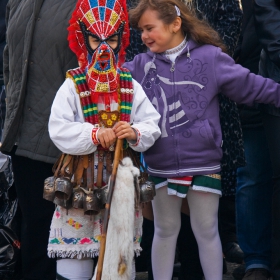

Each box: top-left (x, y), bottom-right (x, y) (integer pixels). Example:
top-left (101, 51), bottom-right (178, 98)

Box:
top-left (97, 128), bottom-right (117, 149)
top-left (113, 121), bottom-right (137, 141)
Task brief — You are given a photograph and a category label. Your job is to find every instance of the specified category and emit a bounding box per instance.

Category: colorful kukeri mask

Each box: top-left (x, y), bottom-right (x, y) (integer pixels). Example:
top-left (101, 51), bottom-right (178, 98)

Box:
top-left (68, 0), bottom-right (130, 104)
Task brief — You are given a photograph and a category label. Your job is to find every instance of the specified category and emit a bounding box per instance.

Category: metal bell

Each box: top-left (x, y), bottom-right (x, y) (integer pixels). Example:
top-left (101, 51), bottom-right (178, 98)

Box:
top-left (53, 194), bottom-right (73, 209)
top-left (140, 180), bottom-right (156, 203)
top-left (54, 177), bottom-right (73, 201)
top-left (83, 189), bottom-right (101, 216)
top-left (95, 185), bottom-right (109, 208)
top-left (72, 187), bottom-right (85, 209)
top-left (43, 176), bottom-right (56, 201)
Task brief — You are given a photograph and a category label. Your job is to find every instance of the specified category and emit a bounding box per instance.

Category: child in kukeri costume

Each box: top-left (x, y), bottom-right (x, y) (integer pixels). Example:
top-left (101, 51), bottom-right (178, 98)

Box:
top-left (123, 0), bottom-right (280, 279)
top-left (45, 0), bottom-right (161, 279)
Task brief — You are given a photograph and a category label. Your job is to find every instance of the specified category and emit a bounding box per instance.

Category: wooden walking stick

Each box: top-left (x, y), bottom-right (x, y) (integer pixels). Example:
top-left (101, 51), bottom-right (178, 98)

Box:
top-left (96, 138), bottom-right (123, 280)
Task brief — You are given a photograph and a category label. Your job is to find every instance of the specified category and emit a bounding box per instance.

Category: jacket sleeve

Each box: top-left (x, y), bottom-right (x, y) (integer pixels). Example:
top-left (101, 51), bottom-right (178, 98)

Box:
top-left (212, 0), bottom-right (243, 56)
top-left (254, 0), bottom-right (280, 68)
top-left (215, 48), bottom-right (280, 107)
top-left (2, 0), bottom-right (17, 87)
top-left (48, 79), bottom-right (97, 155)
top-left (129, 79), bottom-right (161, 152)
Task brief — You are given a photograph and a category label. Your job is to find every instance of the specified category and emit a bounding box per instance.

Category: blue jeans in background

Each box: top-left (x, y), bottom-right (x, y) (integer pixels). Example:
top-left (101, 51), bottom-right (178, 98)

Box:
top-left (236, 125), bottom-right (273, 272)
top-left (261, 113), bottom-right (280, 279)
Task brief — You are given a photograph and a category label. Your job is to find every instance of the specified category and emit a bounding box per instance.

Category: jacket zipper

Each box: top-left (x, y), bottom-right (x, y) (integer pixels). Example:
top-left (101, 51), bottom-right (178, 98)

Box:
top-left (170, 61), bottom-right (175, 72)
top-left (170, 59), bottom-right (179, 174)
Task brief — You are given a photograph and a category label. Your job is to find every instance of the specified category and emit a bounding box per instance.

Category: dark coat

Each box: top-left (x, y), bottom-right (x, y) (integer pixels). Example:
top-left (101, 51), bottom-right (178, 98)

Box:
top-left (255, 0), bottom-right (280, 117)
top-left (0, 0), bottom-right (9, 86)
top-left (1, 0), bottom-right (78, 163)
top-left (255, 0), bottom-right (280, 69)
top-left (0, 0), bottom-right (8, 140)
top-left (235, 0), bottom-right (263, 128)
top-left (195, 0), bottom-right (242, 56)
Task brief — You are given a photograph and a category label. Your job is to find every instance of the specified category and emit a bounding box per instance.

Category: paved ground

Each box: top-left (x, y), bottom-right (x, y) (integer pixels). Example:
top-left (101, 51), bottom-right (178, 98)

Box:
top-left (135, 262), bottom-right (241, 280)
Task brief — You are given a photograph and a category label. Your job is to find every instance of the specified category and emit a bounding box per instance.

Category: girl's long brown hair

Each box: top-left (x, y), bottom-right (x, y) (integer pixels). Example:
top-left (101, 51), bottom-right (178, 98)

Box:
top-left (129, 0), bottom-right (227, 53)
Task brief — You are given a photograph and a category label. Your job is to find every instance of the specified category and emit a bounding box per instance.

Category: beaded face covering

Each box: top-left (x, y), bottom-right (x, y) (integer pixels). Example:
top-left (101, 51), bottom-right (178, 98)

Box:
top-left (68, 0), bottom-right (130, 106)
top-left (87, 41), bottom-right (119, 104)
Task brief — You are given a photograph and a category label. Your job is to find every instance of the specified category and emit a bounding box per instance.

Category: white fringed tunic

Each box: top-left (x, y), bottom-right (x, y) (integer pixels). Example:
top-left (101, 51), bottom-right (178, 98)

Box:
top-left (47, 77), bottom-right (161, 258)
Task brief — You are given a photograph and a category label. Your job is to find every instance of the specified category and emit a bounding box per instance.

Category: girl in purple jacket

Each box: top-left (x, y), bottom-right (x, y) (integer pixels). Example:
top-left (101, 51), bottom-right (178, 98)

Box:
top-left (124, 0), bottom-right (280, 279)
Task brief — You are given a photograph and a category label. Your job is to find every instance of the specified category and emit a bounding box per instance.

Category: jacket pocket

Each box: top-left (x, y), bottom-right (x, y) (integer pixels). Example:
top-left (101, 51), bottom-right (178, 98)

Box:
top-left (203, 119), bottom-right (218, 149)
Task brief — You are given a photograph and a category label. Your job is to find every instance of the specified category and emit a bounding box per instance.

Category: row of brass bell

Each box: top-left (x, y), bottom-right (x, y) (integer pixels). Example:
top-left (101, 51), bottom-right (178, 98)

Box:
top-left (43, 176), bottom-right (109, 215)
top-left (72, 185), bottom-right (109, 215)
top-left (43, 175), bottom-right (156, 214)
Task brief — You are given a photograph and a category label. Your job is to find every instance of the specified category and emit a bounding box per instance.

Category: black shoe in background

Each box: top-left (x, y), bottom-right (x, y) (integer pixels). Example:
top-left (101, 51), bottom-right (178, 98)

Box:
top-left (243, 268), bottom-right (271, 280)
top-left (224, 242), bottom-right (244, 264)
top-left (232, 264), bottom-right (246, 280)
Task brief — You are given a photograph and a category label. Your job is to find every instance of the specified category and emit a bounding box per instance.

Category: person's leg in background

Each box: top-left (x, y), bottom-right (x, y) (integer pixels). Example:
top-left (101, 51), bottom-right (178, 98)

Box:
top-left (261, 112), bottom-right (280, 280)
top-left (136, 202), bottom-right (154, 280)
top-left (136, 154), bottom-right (155, 279)
top-left (219, 194), bottom-right (244, 264)
top-left (236, 125), bottom-right (273, 279)
top-left (11, 153), bottom-right (56, 280)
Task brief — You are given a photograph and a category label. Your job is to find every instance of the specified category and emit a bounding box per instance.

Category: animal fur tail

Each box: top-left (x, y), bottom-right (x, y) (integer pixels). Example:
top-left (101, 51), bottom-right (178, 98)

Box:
top-left (92, 157), bottom-right (139, 280)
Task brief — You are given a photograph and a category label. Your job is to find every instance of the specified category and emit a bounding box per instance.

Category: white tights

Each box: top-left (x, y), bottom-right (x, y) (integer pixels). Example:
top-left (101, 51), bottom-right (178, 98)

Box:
top-left (56, 258), bottom-right (136, 280)
top-left (57, 259), bottom-right (94, 280)
top-left (151, 187), bottom-right (223, 280)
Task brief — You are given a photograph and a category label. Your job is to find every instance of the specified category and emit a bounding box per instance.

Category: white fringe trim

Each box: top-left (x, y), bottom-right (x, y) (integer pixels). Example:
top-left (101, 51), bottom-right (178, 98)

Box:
top-left (167, 188), bottom-right (187, 198)
top-left (154, 182), bottom-right (221, 197)
top-left (190, 185), bottom-right (222, 196)
top-left (48, 249), bottom-right (99, 259)
top-left (48, 245), bottom-right (142, 259)
top-left (155, 181), bottom-right (168, 189)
